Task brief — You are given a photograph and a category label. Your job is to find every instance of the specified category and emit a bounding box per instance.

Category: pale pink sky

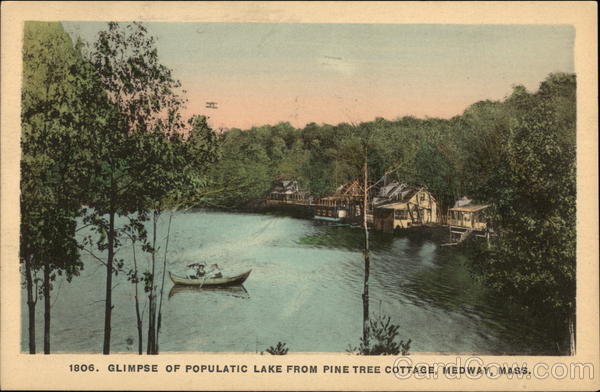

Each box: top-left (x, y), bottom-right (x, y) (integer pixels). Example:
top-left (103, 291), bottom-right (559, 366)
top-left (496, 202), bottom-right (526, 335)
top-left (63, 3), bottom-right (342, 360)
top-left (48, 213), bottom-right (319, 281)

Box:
top-left (64, 22), bottom-right (575, 130)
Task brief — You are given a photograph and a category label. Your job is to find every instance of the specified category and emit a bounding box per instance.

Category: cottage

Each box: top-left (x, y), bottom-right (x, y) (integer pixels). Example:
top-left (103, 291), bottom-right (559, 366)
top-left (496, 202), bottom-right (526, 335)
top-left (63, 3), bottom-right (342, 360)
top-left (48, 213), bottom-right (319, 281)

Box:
top-left (447, 197), bottom-right (489, 232)
top-left (269, 179), bottom-right (308, 202)
top-left (373, 186), bottom-right (438, 231)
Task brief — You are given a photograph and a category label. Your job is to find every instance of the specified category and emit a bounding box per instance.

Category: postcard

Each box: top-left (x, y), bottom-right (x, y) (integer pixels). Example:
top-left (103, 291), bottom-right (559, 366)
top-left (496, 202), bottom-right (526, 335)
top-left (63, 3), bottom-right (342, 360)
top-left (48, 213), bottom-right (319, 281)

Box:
top-left (1, 1), bottom-right (598, 390)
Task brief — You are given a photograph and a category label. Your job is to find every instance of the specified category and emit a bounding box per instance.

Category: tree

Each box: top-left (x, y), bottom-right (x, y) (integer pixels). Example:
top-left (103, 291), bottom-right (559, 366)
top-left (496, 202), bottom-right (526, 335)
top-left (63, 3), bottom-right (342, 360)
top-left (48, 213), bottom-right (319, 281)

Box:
top-left (472, 75), bottom-right (576, 353)
top-left (350, 314), bottom-right (411, 355)
top-left (142, 115), bottom-right (219, 354)
top-left (413, 142), bottom-right (457, 214)
top-left (206, 129), bottom-right (273, 208)
top-left (336, 123), bottom-right (379, 346)
top-left (117, 117), bottom-right (218, 355)
top-left (459, 98), bottom-right (518, 200)
top-left (21, 21), bottom-right (89, 354)
top-left (123, 219), bottom-right (149, 355)
top-left (83, 21), bottom-right (189, 354)
top-left (276, 139), bottom-right (310, 187)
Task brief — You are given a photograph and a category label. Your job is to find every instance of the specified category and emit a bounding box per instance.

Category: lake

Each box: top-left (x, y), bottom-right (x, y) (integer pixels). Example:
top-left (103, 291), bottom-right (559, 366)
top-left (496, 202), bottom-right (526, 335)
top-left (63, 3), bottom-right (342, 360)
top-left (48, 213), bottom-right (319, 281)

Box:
top-left (21, 210), bottom-right (550, 354)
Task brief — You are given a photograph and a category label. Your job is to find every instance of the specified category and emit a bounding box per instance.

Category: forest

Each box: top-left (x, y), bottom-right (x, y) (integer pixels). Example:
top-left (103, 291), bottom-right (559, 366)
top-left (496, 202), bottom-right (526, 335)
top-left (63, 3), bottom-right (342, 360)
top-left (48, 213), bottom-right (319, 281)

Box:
top-left (21, 21), bottom-right (576, 354)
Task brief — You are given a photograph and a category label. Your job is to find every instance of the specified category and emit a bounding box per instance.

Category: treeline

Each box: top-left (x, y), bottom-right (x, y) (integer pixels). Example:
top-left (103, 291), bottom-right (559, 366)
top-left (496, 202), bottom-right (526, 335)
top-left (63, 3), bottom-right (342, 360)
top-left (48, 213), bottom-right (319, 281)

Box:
top-left (22, 20), bottom-right (575, 354)
top-left (208, 74), bottom-right (574, 213)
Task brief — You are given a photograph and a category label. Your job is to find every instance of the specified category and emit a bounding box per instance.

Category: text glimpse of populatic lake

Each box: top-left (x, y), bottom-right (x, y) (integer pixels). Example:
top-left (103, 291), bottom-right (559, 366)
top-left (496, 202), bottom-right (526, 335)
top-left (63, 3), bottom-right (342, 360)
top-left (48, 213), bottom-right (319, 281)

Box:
top-left (21, 211), bottom-right (550, 354)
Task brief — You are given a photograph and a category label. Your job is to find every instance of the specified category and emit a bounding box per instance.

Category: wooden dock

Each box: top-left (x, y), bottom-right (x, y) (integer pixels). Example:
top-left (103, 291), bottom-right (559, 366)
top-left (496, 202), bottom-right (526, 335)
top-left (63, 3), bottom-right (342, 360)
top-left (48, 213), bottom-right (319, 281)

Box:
top-left (265, 197), bottom-right (364, 224)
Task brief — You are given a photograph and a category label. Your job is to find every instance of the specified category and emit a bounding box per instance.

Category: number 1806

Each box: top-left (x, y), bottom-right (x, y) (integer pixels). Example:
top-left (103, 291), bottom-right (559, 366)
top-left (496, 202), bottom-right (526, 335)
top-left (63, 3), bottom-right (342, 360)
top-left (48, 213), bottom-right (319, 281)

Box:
top-left (68, 364), bottom-right (95, 372)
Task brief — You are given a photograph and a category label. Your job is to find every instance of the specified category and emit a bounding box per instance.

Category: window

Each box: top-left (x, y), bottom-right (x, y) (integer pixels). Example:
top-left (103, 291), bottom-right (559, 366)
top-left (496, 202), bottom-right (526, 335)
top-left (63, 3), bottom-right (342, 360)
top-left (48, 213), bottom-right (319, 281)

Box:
top-left (394, 209), bottom-right (408, 220)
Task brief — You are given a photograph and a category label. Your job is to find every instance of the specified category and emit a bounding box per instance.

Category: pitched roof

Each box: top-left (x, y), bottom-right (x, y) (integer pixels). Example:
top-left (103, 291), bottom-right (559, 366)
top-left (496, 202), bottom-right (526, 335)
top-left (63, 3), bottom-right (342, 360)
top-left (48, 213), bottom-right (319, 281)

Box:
top-left (376, 188), bottom-right (435, 210)
top-left (378, 182), bottom-right (409, 199)
top-left (373, 182), bottom-right (425, 206)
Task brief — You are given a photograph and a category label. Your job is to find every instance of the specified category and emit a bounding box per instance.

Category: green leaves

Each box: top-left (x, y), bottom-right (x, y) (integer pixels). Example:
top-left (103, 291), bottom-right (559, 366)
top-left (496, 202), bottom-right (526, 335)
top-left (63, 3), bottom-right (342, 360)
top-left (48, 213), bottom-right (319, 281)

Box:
top-left (468, 74), bottom-right (576, 351)
top-left (350, 314), bottom-right (411, 356)
top-left (21, 22), bottom-right (88, 282)
top-left (414, 142), bottom-right (456, 211)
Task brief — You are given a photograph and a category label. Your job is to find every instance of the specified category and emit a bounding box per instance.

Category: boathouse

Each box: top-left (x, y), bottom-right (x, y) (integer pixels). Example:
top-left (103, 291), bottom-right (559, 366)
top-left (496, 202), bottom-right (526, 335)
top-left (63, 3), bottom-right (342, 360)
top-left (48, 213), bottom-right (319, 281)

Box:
top-left (314, 180), bottom-right (363, 222)
top-left (447, 197), bottom-right (490, 242)
top-left (373, 186), bottom-right (438, 231)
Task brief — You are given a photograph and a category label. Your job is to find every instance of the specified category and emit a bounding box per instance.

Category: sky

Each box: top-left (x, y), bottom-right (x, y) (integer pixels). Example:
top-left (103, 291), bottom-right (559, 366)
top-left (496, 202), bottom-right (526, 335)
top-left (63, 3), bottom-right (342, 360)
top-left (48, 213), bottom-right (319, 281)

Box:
top-left (62, 22), bottom-right (574, 130)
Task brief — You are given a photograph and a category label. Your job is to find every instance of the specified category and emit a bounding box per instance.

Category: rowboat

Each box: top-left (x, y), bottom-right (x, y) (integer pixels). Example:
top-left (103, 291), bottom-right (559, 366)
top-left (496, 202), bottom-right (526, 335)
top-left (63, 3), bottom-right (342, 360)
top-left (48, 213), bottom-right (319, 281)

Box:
top-left (168, 270), bottom-right (252, 287)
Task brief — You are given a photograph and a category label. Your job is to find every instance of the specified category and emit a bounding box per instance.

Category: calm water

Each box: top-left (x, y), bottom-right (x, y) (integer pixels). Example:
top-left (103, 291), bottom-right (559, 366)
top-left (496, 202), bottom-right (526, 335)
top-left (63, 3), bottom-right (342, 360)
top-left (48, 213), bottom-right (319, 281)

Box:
top-left (22, 210), bottom-right (549, 354)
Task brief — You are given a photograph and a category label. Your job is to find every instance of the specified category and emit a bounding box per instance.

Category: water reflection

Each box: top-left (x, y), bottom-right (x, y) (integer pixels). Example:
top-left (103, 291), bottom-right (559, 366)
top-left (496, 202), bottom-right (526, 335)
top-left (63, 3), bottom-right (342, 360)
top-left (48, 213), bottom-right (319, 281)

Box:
top-left (168, 284), bottom-right (250, 300)
top-left (297, 224), bottom-right (396, 251)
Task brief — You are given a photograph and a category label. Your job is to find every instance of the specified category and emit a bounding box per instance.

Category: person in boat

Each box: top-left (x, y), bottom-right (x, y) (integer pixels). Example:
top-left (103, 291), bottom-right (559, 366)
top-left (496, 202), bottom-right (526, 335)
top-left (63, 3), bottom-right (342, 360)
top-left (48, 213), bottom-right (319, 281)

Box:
top-left (206, 263), bottom-right (223, 279)
top-left (186, 263), bottom-right (206, 279)
top-left (186, 262), bottom-right (223, 279)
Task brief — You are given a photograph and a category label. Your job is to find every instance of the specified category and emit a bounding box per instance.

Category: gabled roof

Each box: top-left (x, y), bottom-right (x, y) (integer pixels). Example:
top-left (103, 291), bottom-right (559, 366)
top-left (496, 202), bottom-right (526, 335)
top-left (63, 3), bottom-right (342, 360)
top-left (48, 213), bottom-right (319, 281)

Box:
top-left (373, 182), bottom-right (430, 206)
top-left (373, 182), bottom-right (403, 205)
top-left (376, 188), bottom-right (434, 210)
top-left (380, 182), bottom-right (406, 198)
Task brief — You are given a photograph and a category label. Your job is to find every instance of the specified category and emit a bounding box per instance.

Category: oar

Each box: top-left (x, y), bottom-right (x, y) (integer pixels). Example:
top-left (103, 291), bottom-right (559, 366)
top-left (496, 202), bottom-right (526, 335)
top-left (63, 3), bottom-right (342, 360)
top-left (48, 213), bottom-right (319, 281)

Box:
top-left (197, 275), bottom-right (207, 289)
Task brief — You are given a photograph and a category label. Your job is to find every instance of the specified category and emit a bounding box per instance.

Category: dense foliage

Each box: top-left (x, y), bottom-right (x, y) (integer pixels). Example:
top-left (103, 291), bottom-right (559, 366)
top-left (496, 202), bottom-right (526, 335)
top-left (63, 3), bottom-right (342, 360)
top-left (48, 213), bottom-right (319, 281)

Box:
top-left (21, 21), bottom-right (90, 354)
top-left (470, 74), bottom-right (577, 353)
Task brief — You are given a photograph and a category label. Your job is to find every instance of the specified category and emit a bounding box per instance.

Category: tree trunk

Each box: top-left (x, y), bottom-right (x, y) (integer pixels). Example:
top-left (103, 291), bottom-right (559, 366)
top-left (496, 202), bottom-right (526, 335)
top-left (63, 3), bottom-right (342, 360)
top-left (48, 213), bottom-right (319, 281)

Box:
top-left (568, 312), bottom-right (576, 355)
top-left (25, 253), bottom-right (36, 354)
top-left (147, 296), bottom-right (155, 354)
top-left (103, 209), bottom-right (115, 354)
top-left (131, 239), bottom-right (143, 355)
top-left (155, 213), bottom-right (173, 354)
top-left (147, 210), bottom-right (158, 354)
top-left (135, 297), bottom-right (143, 355)
top-left (362, 155), bottom-right (370, 346)
top-left (43, 262), bottom-right (50, 354)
